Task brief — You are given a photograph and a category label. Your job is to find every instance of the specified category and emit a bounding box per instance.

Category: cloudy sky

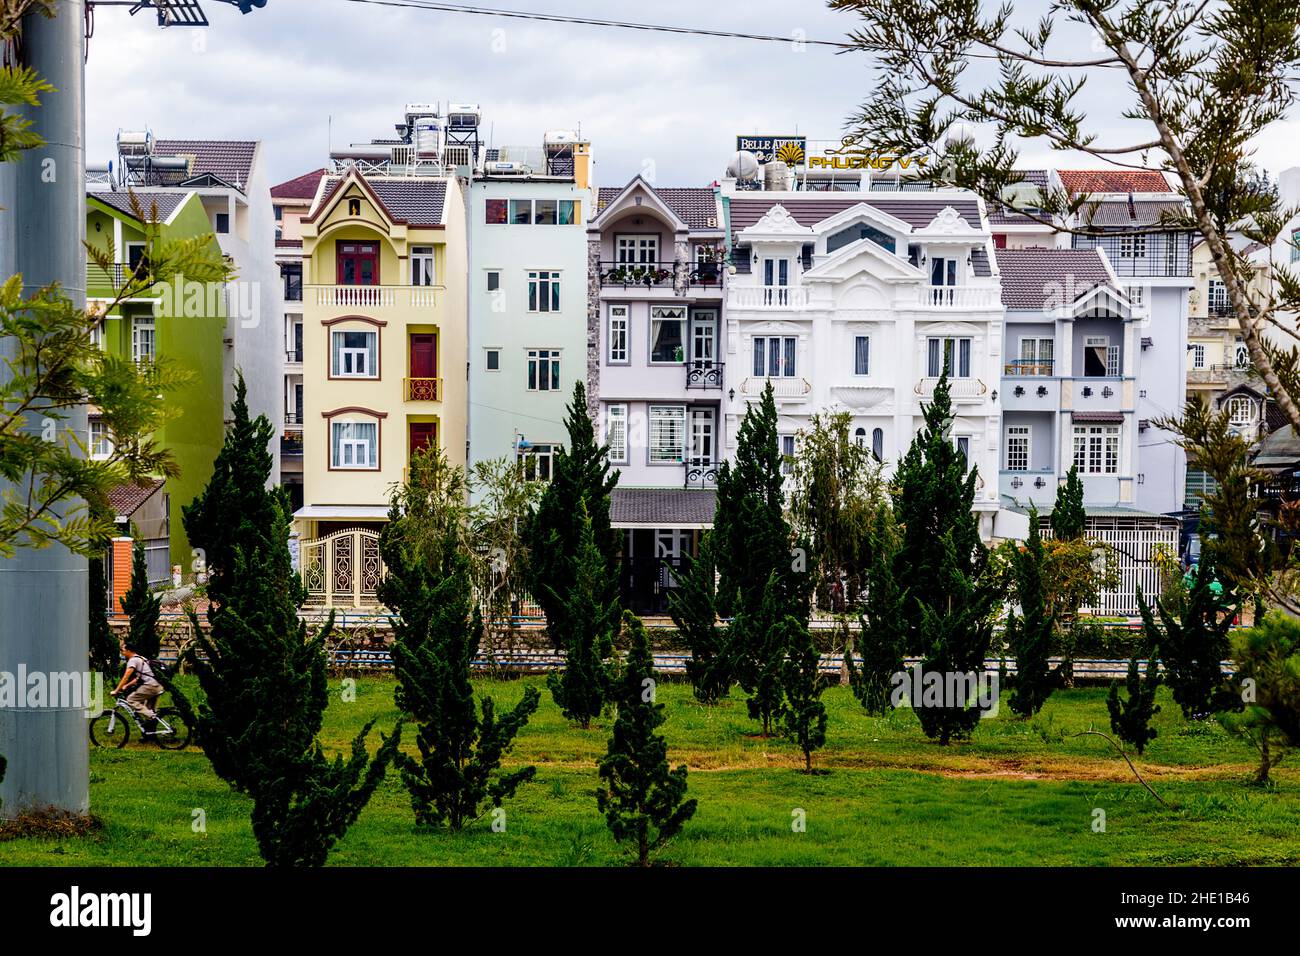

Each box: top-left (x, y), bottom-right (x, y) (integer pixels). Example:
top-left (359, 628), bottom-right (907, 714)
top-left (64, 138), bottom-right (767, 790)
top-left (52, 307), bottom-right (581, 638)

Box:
top-left (84, 0), bottom-right (1300, 190)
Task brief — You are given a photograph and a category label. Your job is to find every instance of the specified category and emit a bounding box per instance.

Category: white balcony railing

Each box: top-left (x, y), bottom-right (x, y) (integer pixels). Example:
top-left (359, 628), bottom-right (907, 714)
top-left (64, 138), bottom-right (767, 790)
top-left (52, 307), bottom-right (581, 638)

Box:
top-left (916, 286), bottom-right (1001, 309)
top-left (914, 376), bottom-right (988, 399)
top-left (740, 376), bottom-right (812, 398)
top-left (309, 284), bottom-right (444, 309)
top-left (727, 285), bottom-right (810, 310)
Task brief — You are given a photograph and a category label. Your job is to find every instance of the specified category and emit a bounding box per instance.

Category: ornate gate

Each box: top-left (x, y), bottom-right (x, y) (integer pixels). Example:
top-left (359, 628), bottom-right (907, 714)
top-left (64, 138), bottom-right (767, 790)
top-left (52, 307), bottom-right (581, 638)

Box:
top-left (300, 528), bottom-right (384, 608)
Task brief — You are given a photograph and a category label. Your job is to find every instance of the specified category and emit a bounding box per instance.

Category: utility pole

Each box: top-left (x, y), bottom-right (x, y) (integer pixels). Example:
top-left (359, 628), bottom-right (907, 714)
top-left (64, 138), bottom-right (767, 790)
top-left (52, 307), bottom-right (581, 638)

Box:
top-left (0, 0), bottom-right (89, 818)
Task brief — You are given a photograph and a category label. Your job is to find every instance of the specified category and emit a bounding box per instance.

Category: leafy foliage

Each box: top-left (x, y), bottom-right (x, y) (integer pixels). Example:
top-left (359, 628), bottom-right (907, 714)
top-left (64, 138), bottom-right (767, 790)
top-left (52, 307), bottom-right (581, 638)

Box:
top-left (1107, 654), bottom-right (1162, 755)
top-left (174, 377), bottom-right (399, 866)
top-left (732, 573), bottom-right (790, 737)
top-left (1003, 507), bottom-right (1058, 717)
top-left (524, 381), bottom-right (619, 641)
top-left (379, 464), bottom-right (539, 830)
top-left (781, 615), bottom-right (828, 771)
top-left (849, 503), bottom-right (908, 715)
top-left (666, 533), bottom-right (732, 703)
top-left (546, 500), bottom-right (619, 729)
top-left (1139, 548), bottom-right (1240, 720)
top-left (1050, 466), bottom-right (1086, 541)
top-left (1220, 612), bottom-right (1300, 783)
top-left (596, 612), bottom-right (697, 867)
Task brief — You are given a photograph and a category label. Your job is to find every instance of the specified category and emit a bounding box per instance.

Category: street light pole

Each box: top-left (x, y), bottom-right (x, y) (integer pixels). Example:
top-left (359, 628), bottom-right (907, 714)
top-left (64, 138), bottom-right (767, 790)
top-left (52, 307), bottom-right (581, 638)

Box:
top-left (0, 0), bottom-right (90, 818)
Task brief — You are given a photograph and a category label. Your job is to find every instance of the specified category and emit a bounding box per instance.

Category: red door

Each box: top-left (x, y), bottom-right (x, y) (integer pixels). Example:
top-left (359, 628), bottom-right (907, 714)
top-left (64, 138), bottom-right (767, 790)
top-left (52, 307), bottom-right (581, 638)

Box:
top-left (409, 334), bottom-right (437, 378)
top-left (409, 422), bottom-right (437, 457)
top-left (337, 242), bottom-right (379, 285)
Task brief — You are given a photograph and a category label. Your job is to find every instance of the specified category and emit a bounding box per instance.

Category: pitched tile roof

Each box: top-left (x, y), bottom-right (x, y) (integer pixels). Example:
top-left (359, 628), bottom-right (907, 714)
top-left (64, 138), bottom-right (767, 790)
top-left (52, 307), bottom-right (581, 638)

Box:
top-left (90, 190), bottom-right (188, 222)
top-left (610, 488), bottom-right (716, 527)
top-left (153, 139), bottom-right (258, 186)
top-left (1079, 199), bottom-right (1187, 227)
top-left (107, 478), bottom-right (164, 518)
top-left (596, 185), bottom-right (719, 229)
top-left (271, 168), bottom-right (328, 201)
top-left (1058, 169), bottom-right (1172, 195)
top-left (319, 176), bottom-right (448, 227)
top-left (994, 247), bottom-right (1114, 309)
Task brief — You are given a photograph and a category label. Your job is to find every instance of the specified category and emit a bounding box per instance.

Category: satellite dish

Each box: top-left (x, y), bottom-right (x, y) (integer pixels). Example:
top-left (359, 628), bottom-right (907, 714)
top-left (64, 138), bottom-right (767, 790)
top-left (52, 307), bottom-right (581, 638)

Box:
top-left (946, 122), bottom-right (976, 147)
top-left (727, 150), bottom-right (760, 181)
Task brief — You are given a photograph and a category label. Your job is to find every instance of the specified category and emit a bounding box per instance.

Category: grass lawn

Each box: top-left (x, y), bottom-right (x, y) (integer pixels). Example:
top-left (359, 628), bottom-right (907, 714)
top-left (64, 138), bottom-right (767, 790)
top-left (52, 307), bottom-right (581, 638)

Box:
top-left (3, 676), bottom-right (1298, 866)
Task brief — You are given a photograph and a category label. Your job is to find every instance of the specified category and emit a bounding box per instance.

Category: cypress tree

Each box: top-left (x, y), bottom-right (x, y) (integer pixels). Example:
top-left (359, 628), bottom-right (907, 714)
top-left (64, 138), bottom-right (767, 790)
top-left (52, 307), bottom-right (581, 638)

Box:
top-left (596, 611), bottom-right (697, 867)
top-left (849, 503), bottom-right (908, 715)
top-left (175, 375), bottom-right (400, 867)
top-left (525, 381), bottom-right (619, 641)
top-left (1140, 549), bottom-right (1240, 719)
top-left (547, 499), bottom-right (620, 728)
top-left (1107, 653), bottom-right (1161, 755)
top-left (713, 382), bottom-right (798, 619)
top-left (732, 573), bottom-right (789, 737)
top-left (379, 517), bottom-right (539, 830)
top-left (1005, 506), bottom-right (1058, 717)
top-left (666, 533), bottom-right (732, 703)
top-left (119, 533), bottom-right (162, 660)
top-left (892, 375), bottom-right (999, 743)
top-left (1050, 464), bottom-right (1087, 541)
top-left (781, 616), bottom-right (827, 772)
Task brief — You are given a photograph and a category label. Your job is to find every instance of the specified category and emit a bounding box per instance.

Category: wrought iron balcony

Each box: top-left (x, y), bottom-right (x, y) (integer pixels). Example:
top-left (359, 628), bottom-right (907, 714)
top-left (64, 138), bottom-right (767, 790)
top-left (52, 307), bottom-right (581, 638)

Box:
top-left (405, 377), bottom-right (442, 402)
top-left (598, 261), bottom-right (676, 288)
top-left (684, 260), bottom-right (725, 288)
top-left (686, 361), bottom-right (724, 389)
top-left (684, 459), bottom-right (719, 489)
top-left (284, 411), bottom-right (303, 425)
top-left (286, 349), bottom-right (303, 364)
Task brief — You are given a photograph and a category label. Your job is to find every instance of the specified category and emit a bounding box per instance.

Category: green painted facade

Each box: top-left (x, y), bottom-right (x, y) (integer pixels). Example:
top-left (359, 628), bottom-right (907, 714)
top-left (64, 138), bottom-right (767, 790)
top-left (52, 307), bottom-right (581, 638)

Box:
top-left (86, 192), bottom-right (226, 569)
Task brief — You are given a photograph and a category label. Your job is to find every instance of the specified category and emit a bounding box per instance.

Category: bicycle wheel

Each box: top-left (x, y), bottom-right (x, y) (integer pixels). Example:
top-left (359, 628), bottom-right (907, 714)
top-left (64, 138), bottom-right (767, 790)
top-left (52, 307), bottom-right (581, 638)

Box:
top-left (89, 709), bottom-right (129, 748)
top-left (152, 708), bottom-right (191, 750)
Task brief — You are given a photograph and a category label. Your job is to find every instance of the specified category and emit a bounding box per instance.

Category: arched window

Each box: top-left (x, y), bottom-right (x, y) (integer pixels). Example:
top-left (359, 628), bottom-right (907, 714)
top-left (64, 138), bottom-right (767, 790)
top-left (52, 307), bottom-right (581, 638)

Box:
top-left (1227, 396), bottom-right (1256, 426)
top-left (854, 427), bottom-right (867, 448)
top-left (872, 428), bottom-right (884, 461)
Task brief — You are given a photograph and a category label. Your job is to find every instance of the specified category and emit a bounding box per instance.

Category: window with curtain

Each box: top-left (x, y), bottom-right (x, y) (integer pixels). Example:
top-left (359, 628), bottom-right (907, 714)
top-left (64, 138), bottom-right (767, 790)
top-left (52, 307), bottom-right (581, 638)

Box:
top-left (331, 420), bottom-right (378, 469)
top-left (753, 336), bottom-right (797, 377)
top-left (854, 335), bottom-right (870, 375)
top-left (332, 329), bottom-right (378, 377)
top-left (927, 336), bottom-right (971, 377)
top-left (872, 428), bottom-right (884, 461)
top-left (650, 307), bottom-right (686, 363)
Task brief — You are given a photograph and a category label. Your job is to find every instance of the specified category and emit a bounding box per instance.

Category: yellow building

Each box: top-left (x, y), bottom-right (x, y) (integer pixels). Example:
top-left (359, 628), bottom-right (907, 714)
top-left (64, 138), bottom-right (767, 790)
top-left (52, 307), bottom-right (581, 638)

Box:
top-left (1186, 235), bottom-right (1269, 408)
top-left (294, 167), bottom-right (468, 606)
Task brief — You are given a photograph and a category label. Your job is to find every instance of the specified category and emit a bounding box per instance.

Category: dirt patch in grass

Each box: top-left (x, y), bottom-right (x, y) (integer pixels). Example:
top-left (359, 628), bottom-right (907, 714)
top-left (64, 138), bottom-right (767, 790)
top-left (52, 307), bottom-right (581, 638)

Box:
top-left (0, 807), bottom-right (101, 841)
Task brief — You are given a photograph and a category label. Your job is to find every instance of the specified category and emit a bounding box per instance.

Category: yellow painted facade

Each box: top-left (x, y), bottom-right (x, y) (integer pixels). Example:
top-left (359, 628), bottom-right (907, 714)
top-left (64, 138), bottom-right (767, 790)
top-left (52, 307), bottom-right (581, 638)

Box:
top-left (296, 168), bottom-right (467, 540)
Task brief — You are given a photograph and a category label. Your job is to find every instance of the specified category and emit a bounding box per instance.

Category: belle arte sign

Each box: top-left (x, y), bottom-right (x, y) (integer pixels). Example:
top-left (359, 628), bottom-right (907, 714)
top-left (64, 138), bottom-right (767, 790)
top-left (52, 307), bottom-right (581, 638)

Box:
top-left (736, 135), bottom-right (807, 166)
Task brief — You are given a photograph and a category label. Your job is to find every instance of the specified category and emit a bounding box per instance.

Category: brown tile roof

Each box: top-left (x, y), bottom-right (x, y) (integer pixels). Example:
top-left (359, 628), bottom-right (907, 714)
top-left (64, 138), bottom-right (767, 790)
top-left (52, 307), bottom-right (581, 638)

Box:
top-left (275, 238), bottom-right (303, 249)
top-left (271, 168), bottom-right (328, 201)
top-left (994, 247), bottom-right (1114, 309)
top-left (1058, 169), bottom-right (1172, 195)
top-left (153, 139), bottom-right (258, 186)
top-left (107, 478), bottom-right (164, 518)
top-left (319, 176), bottom-right (448, 227)
top-left (90, 190), bottom-right (188, 222)
top-left (610, 488), bottom-right (716, 526)
top-left (596, 185), bottom-right (718, 229)
top-left (1072, 411), bottom-right (1125, 423)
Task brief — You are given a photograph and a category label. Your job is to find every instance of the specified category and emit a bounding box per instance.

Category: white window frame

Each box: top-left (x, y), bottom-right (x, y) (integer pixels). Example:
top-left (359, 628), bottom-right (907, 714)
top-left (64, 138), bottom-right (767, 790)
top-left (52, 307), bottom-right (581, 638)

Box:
top-left (484, 348), bottom-right (501, 372)
top-left (927, 336), bottom-right (971, 378)
top-left (608, 305), bottom-right (629, 364)
top-left (89, 320), bottom-right (105, 350)
top-left (1227, 396), bottom-right (1256, 427)
top-left (1018, 336), bottom-right (1054, 375)
top-left (89, 418), bottom-right (113, 461)
top-left (410, 246), bottom-right (436, 286)
top-left (1124, 284), bottom-right (1145, 307)
top-left (616, 235), bottom-right (659, 265)
top-left (331, 328), bottom-right (378, 378)
top-left (330, 419), bottom-right (379, 470)
top-left (528, 270), bottom-right (561, 313)
top-left (1072, 424), bottom-right (1121, 475)
top-left (753, 335), bottom-right (798, 378)
top-left (606, 403), bottom-right (628, 464)
top-left (689, 408), bottom-right (715, 465)
top-left (1005, 425), bottom-right (1030, 472)
top-left (131, 316), bottom-right (156, 365)
top-left (780, 434), bottom-right (796, 476)
top-left (649, 306), bottom-right (687, 365)
top-left (1083, 335), bottom-right (1120, 378)
top-left (648, 405), bottom-right (686, 465)
top-left (527, 348), bottom-right (561, 391)
top-left (1191, 343), bottom-right (1207, 370)
top-left (518, 442), bottom-right (557, 482)
top-left (1119, 235), bottom-right (1147, 259)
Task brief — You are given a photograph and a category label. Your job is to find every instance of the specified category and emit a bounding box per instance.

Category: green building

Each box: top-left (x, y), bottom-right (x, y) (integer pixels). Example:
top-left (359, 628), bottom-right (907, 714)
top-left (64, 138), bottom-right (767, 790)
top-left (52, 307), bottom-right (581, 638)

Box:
top-left (86, 189), bottom-right (227, 572)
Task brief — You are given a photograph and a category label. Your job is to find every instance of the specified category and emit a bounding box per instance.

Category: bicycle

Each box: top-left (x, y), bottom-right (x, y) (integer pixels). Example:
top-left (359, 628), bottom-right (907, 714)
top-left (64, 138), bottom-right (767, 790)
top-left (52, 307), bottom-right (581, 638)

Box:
top-left (89, 694), bottom-right (191, 750)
